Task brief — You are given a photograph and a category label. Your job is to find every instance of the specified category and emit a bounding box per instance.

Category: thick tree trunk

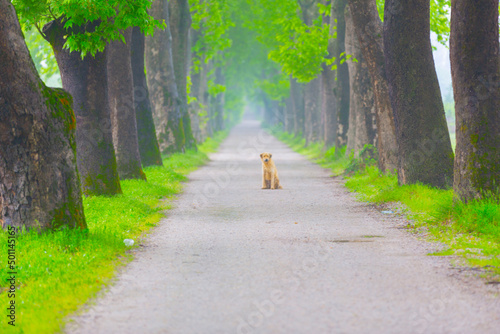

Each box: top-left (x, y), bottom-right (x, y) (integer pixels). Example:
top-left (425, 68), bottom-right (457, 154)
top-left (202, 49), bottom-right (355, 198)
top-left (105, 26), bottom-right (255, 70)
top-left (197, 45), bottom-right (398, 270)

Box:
top-left (290, 76), bottom-right (305, 137)
top-left (322, 0), bottom-right (338, 148)
top-left (169, 0), bottom-right (197, 149)
top-left (0, 1), bottom-right (86, 230)
top-left (384, 0), bottom-right (454, 188)
top-left (450, 0), bottom-right (500, 200)
top-left (131, 26), bottom-right (163, 167)
top-left (347, 0), bottom-right (398, 172)
top-left (146, 0), bottom-right (186, 154)
top-left (107, 28), bottom-right (147, 180)
top-left (214, 66), bottom-right (225, 131)
top-left (304, 78), bottom-right (322, 145)
top-left (284, 96), bottom-right (295, 133)
top-left (345, 5), bottom-right (377, 157)
top-left (43, 19), bottom-right (122, 196)
top-left (188, 27), bottom-right (203, 142)
top-left (333, 0), bottom-right (350, 148)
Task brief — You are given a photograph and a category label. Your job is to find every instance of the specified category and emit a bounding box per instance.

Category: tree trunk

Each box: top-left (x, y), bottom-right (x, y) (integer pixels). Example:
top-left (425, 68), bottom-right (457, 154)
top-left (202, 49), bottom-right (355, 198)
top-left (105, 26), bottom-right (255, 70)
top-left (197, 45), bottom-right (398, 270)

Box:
top-left (146, 0), bottom-right (187, 154)
top-left (169, 0), bottom-right (197, 149)
top-left (290, 76), bottom-right (305, 137)
top-left (345, 5), bottom-right (377, 157)
top-left (0, 1), bottom-right (86, 230)
top-left (384, 0), bottom-right (454, 188)
top-left (131, 26), bottom-right (163, 167)
top-left (214, 66), bottom-right (225, 131)
top-left (347, 0), bottom-right (398, 173)
top-left (304, 78), bottom-right (322, 145)
top-left (284, 95), bottom-right (295, 133)
top-left (188, 27), bottom-right (203, 142)
top-left (322, 0), bottom-right (338, 148)
top-left (43, 19), bottom-right (122, 196)
top-left (107, 28), bottom-right (147, 180)
top-left (450, 0), bottom-right (500, 200)
top-left (333, 0), bottom-right (350, 148)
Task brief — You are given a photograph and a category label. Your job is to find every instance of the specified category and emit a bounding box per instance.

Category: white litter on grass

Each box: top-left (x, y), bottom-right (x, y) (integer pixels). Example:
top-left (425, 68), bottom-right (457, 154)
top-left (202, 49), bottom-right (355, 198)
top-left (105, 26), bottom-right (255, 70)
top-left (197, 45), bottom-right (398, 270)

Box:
top-left (124, 239), bottom-right (134, 247)
top-left (381, 210), bottom-right (394, 214)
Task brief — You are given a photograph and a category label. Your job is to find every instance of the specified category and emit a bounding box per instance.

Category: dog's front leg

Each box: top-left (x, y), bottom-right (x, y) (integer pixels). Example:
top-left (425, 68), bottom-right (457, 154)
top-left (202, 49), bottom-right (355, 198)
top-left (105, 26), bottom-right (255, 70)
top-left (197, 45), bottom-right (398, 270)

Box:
top-left (271, 173), bottom-right (276, 190)
top-left (262, 169), bottom-right (267, 189)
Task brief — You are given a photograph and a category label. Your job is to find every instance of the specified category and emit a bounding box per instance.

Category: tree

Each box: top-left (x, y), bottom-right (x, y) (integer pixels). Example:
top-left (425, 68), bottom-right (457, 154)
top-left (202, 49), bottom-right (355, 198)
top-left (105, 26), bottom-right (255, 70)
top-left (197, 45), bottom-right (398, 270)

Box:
top-left (331, 0), bottom-right (350, 148)
top-left (107, 27), bottom-right (147, 180)
top-left (0, 0), bottom-right (86, 230)
top-left (131, 26), bottom-right (163, 167)
top-left (345, 5), bottom-right (376, 156)
top-left (321, 0), bottom-right (338, 147)
top-left (43, 19), bottom-right (122, 196)
top-left (450, 0), bottom-right (500, 200)
top-left (347, 0), bottom-right (398, 173)
top-left (383, 0), bottom-right (454, 188)
top-left (169, 0), bottom-right (197, 149)
top-left (146, 0), bottom-right (187, 154)
top-left (15, 0), bottom-right (160, 195)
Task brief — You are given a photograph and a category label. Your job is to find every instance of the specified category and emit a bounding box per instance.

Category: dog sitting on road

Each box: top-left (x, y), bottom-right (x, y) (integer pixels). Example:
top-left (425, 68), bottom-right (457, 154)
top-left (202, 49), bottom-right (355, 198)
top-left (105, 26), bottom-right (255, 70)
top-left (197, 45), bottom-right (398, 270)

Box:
top-left (260, 152), bottom-right (282, 190)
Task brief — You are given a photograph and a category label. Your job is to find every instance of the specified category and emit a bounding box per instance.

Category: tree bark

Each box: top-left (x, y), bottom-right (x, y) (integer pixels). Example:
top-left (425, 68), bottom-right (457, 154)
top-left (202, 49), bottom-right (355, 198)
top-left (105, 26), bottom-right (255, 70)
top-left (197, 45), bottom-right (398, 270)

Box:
top-left (322, 0), bottom-right (338, 148)
top-left (345, 5), bottom-right (377, 157)
top-left (290, 76), bottom-right (305, 137)
top-left (332, 0), bottom-right (350, 148)
top-left (214, 66), bottom-right (225, 131)
top-left (146, 0), bottom-right (187, 154)
top-left (384, 0), bottom-right (454, 188)
top-left (131, 26), bottom-right (163, 167)
top-left (450, 0), bottom-right (500, 200)
top-left (188, 27), bottom-right (203, 142)
top-left (347, 0), bottom-right (398, 172)
top-left (169, 0), bottom-right (197, 149)
top-left (107, 28), bottom-right (147, 180)
top-left (0, 1), bottom-right (86, 230)
top-left (304, 78), bottom-right (322, 145)
top-left (43, 19), bottom-right (122, 196)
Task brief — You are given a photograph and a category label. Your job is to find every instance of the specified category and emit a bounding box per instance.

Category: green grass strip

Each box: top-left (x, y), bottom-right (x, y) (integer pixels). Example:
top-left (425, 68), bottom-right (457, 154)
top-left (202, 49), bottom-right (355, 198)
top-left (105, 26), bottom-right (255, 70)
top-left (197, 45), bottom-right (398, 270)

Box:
top-left (271, 127), bottom-right (500, 281)
top-left (0, 131), bottom-right (228, 334)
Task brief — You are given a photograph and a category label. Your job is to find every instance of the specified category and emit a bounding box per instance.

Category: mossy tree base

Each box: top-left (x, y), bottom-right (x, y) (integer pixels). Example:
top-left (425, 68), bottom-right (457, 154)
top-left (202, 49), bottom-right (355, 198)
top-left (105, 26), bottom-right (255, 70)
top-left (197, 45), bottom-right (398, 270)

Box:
top-left (0, 2), bottom-right (86, 230)
top-left (44, 18), bottom-right (122, 196)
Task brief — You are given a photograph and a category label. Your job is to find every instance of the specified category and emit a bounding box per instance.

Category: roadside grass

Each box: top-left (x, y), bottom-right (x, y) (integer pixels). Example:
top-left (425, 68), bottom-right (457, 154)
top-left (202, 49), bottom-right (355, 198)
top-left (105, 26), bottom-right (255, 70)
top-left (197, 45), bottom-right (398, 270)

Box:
top-left (0, 130), bottom-right (228, 334)
top-left (272, 127), bottom-right (500, 280)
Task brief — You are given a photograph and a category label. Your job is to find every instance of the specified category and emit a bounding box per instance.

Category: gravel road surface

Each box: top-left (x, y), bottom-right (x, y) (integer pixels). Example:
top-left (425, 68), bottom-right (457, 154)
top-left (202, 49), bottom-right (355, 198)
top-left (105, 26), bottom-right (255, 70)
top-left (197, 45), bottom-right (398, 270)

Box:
top-left (67, 119), bottom-right (500, 334)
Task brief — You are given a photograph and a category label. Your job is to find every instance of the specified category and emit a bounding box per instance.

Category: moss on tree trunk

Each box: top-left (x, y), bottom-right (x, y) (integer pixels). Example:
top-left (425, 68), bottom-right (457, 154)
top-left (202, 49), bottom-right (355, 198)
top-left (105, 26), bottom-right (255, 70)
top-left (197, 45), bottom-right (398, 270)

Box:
top-left (131, 27), bottom-right (163, 167)
top-left (43, 19), bottom-right (122, 196)
top-left (0, 1), bottom-right (86, 230)
top-left (107, 28), bottom-right (147, 180)
top-left (450, 0), bottom-right (500, 200)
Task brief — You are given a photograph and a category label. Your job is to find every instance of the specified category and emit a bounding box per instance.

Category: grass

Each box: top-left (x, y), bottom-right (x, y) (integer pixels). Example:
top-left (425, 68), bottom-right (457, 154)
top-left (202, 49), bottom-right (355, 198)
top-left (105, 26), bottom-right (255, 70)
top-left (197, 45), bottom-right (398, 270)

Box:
top-left (272, 127), bottom-right (500, 280)
top-left (0, 130), bottom-right (228, 334)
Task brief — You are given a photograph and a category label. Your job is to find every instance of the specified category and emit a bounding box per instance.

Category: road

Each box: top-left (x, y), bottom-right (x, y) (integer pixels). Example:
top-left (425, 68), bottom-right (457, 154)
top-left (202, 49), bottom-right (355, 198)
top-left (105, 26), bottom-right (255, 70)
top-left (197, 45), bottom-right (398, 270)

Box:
top-left (67, 119), bottom-right (500, 334)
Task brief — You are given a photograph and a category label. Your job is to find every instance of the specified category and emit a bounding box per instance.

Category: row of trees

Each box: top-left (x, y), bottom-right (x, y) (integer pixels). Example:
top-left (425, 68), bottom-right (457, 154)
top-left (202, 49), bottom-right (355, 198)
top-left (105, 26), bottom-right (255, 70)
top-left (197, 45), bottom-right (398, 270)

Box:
top-left (0, 0), bottom-right (498, 231)
top-left (0, 0), bottom-right (241, 231)
top-left (243, 0), bottom-right (499, 202)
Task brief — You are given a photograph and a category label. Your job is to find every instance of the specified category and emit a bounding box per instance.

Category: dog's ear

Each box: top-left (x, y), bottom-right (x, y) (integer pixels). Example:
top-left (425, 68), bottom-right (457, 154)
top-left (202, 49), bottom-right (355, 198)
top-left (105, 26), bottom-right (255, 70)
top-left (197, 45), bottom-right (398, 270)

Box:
top-left (269, 153), bottom-right (272, 158)
top-left (260, 153), bottom-right (263, 158)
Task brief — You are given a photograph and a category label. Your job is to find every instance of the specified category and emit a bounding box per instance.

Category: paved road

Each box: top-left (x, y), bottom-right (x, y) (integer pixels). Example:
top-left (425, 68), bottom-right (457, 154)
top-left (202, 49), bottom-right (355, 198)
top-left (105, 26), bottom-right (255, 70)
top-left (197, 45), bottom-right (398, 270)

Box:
top-left (68, 119), bottom-right (500, 334)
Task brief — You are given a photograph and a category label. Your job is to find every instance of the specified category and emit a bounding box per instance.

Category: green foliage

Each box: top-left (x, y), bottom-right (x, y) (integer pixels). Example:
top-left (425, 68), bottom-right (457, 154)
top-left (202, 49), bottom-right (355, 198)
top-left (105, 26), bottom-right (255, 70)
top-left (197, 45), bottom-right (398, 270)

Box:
top-left (13, 0), bottom-right (164, 56)
top-left (190, 0), bottom-right (234, 70)
top-left (0, 134), bottom-right (226, 333)
top-left (249, 0), bottom-right (332, 83)
top-left (23, 29), bottom-right (61, 85)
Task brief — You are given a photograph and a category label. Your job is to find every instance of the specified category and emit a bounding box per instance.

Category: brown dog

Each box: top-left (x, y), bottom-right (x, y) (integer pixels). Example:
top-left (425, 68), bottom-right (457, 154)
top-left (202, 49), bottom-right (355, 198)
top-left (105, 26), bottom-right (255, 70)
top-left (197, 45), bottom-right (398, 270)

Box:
top-left (260, 152), bottom-right (282, 189)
